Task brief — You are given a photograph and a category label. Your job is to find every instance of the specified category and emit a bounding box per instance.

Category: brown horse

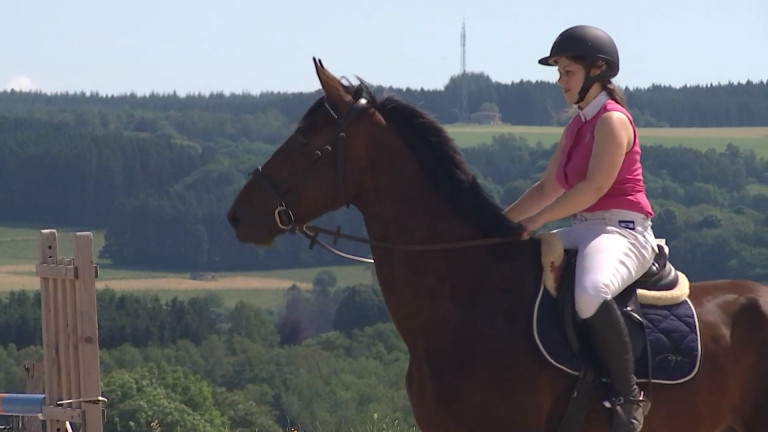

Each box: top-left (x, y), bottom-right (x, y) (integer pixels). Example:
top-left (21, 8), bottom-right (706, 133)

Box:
top-left (227, 59), bottom-right (768, 432)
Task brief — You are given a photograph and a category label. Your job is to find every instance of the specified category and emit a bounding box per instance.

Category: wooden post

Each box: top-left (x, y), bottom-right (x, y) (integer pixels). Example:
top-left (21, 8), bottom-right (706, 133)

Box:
top-left (74, 233), bottom-right (102, 432)
top-left (38, 230), bottom-right (68, 432)
top-left (36, 230), bottom-right (103, 432)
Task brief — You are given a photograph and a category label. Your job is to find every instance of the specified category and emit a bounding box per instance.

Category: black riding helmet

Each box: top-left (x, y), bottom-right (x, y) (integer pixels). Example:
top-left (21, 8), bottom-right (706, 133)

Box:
top-left (539, 25), bottom-right (620, 105)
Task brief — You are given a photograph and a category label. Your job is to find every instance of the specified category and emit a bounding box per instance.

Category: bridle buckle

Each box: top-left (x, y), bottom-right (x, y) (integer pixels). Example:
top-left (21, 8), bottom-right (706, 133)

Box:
top-left (274, 205), bottom-right (295, 230)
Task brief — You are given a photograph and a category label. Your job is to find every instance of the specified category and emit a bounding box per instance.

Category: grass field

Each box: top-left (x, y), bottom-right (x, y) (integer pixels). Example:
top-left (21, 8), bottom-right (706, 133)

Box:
top-left (444, 124), bottom-right (768, 157)
top-left (0, 224), bottom-right (374, 308)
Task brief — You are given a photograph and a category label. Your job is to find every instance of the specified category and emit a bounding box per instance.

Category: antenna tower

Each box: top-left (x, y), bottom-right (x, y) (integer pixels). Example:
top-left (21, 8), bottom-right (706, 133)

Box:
top-left (461, 20), bottom-right (467, 74)
top-left (460, 19), bottom-right (468, 122)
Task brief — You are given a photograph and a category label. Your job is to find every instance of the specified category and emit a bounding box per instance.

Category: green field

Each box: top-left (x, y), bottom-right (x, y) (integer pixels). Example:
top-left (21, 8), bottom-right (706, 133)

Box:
top-left (0, 224), bottom-right (374, 309)
top-left (0, 224), bottom-right (371, 282)
top-left (0, 224), bottom-right (106, 266)
top-left (444, 124), bottom-right (768, 157)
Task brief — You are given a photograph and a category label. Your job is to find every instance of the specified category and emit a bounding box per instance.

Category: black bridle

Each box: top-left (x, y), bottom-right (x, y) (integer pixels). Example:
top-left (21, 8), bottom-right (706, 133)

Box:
top-left (249, 95), bottom-right (370, 231)
top-left (249, 95), bottom-right (523, 264)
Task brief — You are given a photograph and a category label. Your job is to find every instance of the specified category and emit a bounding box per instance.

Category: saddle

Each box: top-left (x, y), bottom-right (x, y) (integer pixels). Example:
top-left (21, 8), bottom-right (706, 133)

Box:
top-left (557, 240), bottom-right (684, 358)
top-left (534, 234), bottom-right (702, 432)
top-left (540, 234), bottom-right (689, 307)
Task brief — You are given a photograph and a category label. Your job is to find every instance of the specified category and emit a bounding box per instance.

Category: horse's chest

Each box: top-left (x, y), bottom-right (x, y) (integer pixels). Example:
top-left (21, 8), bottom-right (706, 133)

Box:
top-left (405, 336), bottom-right (554, 430)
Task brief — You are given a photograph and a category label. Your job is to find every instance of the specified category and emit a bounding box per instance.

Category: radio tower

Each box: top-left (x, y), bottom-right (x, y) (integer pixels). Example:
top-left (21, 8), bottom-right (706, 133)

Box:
top-left (461, 20), bottom-right (467, 74)
top-left (460, 19), bottom-right (468, 122)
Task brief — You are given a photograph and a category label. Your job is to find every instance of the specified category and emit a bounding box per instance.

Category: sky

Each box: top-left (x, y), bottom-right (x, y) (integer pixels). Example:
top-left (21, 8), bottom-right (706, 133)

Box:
top-left (2, 0), bottom-right (766, 95)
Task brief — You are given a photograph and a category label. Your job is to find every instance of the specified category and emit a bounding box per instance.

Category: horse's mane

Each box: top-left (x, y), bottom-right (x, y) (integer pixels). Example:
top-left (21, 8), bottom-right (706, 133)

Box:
top-left (354, 84), bottom-right (524, 239)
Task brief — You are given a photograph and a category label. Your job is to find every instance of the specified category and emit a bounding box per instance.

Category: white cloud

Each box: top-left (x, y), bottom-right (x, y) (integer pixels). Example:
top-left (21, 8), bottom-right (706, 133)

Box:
top-left (6, 75), bottom-right (36, 91)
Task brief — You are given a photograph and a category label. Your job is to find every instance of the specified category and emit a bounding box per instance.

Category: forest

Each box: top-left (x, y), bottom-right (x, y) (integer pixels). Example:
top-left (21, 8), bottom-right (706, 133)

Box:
top-left (0, 282), bottom-right (399, 432)
top-left (0, 77), bottom-right (767, 430)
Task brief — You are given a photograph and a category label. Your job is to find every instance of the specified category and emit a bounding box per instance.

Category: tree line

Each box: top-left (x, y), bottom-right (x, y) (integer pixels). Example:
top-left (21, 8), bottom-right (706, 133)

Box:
top-left (0, 322), bottom-right (411, 432)
top-left (0, 81), bottom-right (767, 283)
top-left (3, 76), bottom-right (767, 127)
top-left (0, 280), bottom-right (399, 432)
top-left (0, 278), bottom-right (387, 351)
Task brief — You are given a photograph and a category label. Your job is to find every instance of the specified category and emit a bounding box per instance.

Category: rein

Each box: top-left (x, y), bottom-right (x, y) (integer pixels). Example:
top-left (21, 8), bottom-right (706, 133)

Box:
top-left (251, 93), bottom-right (523, 264)
top-left (300, 224), bottom-right (522, 264)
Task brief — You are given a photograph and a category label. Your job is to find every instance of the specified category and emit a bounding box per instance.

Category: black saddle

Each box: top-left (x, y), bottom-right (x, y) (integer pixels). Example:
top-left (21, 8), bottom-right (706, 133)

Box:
top-left (628, 243), bottom-right (679, 292)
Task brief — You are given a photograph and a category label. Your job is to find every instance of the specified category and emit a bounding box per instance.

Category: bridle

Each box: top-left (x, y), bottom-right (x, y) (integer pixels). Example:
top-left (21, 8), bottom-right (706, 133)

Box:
top-left (249, 95), bottom-right (369, 232)
top-left (248, 94), bottom-right (523, 264)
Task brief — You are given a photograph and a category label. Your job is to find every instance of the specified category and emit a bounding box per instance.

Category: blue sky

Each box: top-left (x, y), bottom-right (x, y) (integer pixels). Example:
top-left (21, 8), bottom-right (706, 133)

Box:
top-left (2, 0), bottom-right (766, 95)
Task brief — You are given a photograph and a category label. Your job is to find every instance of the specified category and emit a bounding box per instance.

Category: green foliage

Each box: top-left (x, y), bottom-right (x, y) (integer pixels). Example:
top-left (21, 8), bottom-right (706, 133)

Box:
top-left (624, 81), bottom-right (768, 127)
top-left (0, 345), bottom-right (41, 392)
top-left (0, 291), bottom-right (41, 346)
top-left (0, 290), bottom-right (285, 353)
top-left (333, 285), bottom-right (391, 336)
top-left (212, 388), bottom-right (282, 432)
top-left (277, 281), bottom-right (346, 345)
top-left (96, 290), bottom-right (229, 348)
top-left (0, 115), bottom-right (200, 227)
top-left (463, 133), bottom-right (551, 187)
top-left (312, 269), bottom-right (337, 290)
top-left (103, 364), bottom-right (228, 432)
top-left (643, 145), bottom-right (750, 192)
top-left (443, 73), bottom-right (498, 122)
top-left (479, 102), bottom-right (500, 114)
top-left (87, 320), bottom-right (414, 432)
top-left (227, 301), bottom-right (279, 347)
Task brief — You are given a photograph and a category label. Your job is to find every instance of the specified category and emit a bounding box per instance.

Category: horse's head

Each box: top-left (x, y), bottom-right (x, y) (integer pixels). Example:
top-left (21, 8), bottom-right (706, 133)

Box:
top-left (227, 59), bottom-right (374, 245)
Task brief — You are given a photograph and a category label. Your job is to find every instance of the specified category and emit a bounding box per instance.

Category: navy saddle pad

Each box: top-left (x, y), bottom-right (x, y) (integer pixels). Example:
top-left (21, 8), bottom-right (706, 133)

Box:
top-left (533, 285), bottom-right (702, 384)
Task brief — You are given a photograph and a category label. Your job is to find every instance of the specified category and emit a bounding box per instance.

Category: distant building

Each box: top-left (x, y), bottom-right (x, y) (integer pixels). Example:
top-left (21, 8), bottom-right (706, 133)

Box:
top-left (190, 271), bottom-right (216, 281)
top-left (470, 111), bottom-right (502, 125)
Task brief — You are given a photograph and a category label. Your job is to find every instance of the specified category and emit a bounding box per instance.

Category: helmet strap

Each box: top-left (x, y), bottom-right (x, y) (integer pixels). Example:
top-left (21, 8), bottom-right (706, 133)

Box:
top-left (575, 63), bottom-right (610, 106)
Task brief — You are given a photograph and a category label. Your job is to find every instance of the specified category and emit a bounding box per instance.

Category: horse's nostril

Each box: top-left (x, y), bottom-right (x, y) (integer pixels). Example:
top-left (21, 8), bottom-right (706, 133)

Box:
top-left (228, 210), bottom-right (240, 228)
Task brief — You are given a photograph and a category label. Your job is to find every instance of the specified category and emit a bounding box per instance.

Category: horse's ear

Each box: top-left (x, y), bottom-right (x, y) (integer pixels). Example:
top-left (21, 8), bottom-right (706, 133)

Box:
top-left (313, 57), bottom-right (353, 110)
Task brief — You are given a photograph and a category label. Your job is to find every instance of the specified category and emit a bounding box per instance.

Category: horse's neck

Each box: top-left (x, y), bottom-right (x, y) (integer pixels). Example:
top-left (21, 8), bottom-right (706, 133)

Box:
top-left (353, 132), bottom-right (499, 349)
top-left (353, 127), bottom-right (480, 244)
top-left (356, 140), bottom-right (479, 248)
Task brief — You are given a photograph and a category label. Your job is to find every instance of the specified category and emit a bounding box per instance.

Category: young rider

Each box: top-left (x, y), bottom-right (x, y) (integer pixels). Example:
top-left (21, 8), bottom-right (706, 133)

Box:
top-left (504, 25), bottom-right (655, 432)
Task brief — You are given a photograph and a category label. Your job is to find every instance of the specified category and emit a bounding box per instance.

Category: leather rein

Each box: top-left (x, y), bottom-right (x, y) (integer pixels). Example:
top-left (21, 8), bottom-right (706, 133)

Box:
top-left (249, 94), bottom-right (521, 264)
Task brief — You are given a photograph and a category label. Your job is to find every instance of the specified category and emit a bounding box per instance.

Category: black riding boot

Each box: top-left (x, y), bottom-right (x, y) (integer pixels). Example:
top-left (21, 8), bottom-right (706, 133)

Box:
top-left (584, 300), bottom-right (651, 432)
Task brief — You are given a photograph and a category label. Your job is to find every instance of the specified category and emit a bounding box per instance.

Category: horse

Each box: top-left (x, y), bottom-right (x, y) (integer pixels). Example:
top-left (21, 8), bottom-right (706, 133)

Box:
top-left (227, 59), bottom-right (768, 432)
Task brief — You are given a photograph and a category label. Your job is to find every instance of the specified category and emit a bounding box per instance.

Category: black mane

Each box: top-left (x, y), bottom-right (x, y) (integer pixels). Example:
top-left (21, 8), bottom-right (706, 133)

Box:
top-left (372, 93), bottom-right (524, 238)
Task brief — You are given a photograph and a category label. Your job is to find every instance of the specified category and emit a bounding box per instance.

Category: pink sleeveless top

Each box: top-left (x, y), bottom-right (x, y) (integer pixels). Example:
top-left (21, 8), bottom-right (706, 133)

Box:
top-left (555, 98), bottom-right (654, 217)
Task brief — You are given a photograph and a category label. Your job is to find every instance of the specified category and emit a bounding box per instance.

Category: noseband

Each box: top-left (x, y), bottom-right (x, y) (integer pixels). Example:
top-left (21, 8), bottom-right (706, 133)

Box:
top-left (250, 96), bottom-right (369, 231)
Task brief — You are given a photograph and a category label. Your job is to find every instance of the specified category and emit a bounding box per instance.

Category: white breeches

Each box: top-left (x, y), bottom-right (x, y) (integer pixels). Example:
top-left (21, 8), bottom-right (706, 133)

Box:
top-left (553, 209), bottom-right (657, 319)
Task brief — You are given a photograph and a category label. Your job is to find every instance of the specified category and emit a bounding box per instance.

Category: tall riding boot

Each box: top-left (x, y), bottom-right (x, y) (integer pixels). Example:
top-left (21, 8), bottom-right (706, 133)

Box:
top-left (583, 300), bottom-right (651, 432)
